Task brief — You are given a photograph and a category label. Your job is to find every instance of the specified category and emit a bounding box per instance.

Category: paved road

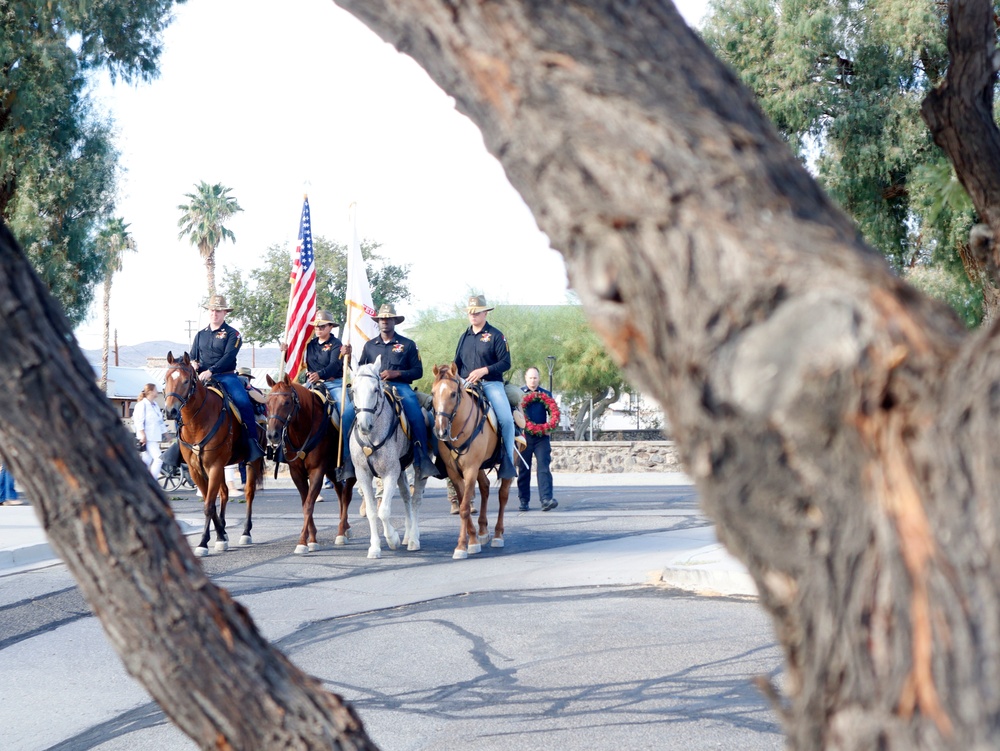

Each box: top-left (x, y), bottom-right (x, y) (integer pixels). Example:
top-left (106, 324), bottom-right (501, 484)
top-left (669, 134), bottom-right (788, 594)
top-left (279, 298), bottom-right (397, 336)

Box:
top-left (0, 481), bottom-right (784, 750)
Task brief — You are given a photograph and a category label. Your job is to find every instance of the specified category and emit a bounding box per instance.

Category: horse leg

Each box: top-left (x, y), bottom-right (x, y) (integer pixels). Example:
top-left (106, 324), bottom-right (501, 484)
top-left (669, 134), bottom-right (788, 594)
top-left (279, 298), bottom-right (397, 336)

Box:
top-left (477, 474), bottom-right (491, 545)
top-left (334, 477), bottom-right (355, 545)
top-left (216, 468), bottom-right (230, 552)
top-left (378, 469), bottom-right (401, 551)
top-left (454, 465), bottom-right (482, 559)
top-left (403, 472), bottom-right (425, 551)
top-left (296, 463), bottom-right (323, 555)
top-left (357, 473), bottom-right (383, 559)
top-left (492, 478), bottom-right (511, 548)
top-left (239, 458), bottom-right (259, 545)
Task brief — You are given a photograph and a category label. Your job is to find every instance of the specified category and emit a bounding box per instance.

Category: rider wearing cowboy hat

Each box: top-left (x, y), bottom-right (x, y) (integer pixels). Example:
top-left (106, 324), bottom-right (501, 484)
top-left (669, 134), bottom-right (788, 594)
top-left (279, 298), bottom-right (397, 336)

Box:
top-left (304, 310), bottom-right (355, 466)
top-left (454, 294), bottom-right (516, 479)
top-left (189, 294), bottom-right (265, 462)
top-left (343, 303), bottom-right (437, 477)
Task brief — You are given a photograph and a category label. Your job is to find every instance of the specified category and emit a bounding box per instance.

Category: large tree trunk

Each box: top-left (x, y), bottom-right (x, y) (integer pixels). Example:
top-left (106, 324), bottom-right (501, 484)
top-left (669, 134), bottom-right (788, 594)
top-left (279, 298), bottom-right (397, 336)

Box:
top-left (329, 1), bottom-right (999, 748)
top-left (0, 224), bottom-right (376, 748)
top-left (3, 0), bottom-right (1000, 749)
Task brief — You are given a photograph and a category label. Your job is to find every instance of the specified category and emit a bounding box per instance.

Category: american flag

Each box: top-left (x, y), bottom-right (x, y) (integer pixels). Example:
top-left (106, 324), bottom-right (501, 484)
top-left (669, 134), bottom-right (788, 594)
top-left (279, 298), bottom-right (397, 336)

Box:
top-left (282, 196), bottom-right (317, 380)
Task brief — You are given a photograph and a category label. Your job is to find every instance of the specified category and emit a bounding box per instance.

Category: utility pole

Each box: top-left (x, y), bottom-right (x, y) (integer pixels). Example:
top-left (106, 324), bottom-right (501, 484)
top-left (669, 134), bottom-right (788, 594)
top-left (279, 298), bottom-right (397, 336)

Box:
top-left (114, 329), bottom-right (119, 366)
top-left (185, 320), bottom-right (197, 340)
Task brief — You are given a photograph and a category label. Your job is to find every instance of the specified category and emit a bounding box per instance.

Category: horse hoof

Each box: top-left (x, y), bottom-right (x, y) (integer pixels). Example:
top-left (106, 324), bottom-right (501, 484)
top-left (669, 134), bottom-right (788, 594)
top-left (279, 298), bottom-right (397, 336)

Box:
top-left (491, 537), bottom-right (504, 548)
top-left (215, 541), bottom-right (228, 552)
top-left (335, 535), bottom-right (348, 546)
top-left (295, 544), bottom-right (309, 555)
top-left (194, 547), bottom-right (209, 557)
top-left (407, 540), bottom-right (421, 551)
top-left (368, 548), bottom-right (382, 559)
top-left (453, 548), bottom-right (468, 560)
top-left (308, 542), bottom-right (319, 552)
top-left (468, 543), bottom-right (482, 555)
top-left (387, 533), bottom-right (400, 550)
top-left (239, 535), bottom-right (252, 546)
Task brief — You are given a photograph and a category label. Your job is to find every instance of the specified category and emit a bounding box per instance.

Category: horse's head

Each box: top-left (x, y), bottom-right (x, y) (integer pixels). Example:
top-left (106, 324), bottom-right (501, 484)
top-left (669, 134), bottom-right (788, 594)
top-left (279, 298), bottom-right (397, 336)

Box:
top-left (352, 355), bottom-right (384, 436)
top-left (163, 351), bottom-right (199, 420)
top-left (264, 373), bottom-right (300, 447)
top-left (431, 362), bottom-right (463, 441)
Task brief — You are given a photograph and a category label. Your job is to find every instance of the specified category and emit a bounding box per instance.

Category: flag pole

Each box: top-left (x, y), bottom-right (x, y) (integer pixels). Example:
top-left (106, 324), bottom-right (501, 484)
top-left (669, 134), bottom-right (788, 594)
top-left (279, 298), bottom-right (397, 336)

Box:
top-left (337, 202), bottom-right (357, 468)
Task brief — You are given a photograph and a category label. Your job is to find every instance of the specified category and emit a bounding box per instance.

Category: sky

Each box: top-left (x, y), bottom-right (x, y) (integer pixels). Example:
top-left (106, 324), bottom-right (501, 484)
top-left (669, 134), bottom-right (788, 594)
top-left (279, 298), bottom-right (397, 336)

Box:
top-left (72, 0), bottom-right (708, 350)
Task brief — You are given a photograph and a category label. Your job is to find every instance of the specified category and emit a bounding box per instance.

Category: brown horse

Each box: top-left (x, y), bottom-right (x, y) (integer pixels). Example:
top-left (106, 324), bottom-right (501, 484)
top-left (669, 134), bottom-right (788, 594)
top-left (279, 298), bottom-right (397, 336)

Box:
top-left (431, 362), bottom-right (512, 559)
top-left (163, 352), bottom-right (264, 556)
top-left (265, 374), bottom-right (356, 554)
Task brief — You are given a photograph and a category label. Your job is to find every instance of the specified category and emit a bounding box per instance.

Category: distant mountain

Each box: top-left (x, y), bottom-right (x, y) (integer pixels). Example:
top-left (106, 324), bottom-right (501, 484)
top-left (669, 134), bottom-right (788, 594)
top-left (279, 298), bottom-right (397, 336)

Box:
top-left (80, 340), bottom-right (283, 370)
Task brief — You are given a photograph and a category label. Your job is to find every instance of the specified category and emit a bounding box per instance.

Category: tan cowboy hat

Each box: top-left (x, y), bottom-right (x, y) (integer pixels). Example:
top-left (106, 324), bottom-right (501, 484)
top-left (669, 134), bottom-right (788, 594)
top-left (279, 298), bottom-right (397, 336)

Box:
top-left (312, 310), bottom-right (340, 327)
top-left (237, 367), bottom-right (254, 379)
top-left (466, 295), bottom-right (494, 314)
top-left (205, 294), bottom-right (233, 312)
top-left (371, 303), bottom-right (405, 323)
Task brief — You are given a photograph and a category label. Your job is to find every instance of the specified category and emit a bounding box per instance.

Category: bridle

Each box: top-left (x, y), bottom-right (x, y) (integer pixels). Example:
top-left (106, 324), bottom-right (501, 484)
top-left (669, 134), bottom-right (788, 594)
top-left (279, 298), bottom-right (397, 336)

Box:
top-left (353, 369), bottom-right (398, 456)
top-left (165, 363), bottom-right (229, 469)
top-left (266, 384), bottom-right (327, 462)
top-left (434, 375), bottom-right (482, 455)
top-left (164, 364), bottom-right (199, 412)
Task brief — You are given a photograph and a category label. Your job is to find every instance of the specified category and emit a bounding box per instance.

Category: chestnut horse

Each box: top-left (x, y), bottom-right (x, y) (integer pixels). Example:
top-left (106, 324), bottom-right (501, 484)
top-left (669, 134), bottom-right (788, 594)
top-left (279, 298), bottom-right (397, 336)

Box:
top-left (163, 352), bottom-right (264, 556)
top-left (431, 362), bottom-right (511, 559)
top-left (265, 374), bottom-right (356, 554)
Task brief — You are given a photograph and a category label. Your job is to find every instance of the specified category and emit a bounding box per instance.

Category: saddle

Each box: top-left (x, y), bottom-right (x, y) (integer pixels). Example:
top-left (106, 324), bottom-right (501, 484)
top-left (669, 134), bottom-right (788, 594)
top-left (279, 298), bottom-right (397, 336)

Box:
top-left (309, 386), bottom-right (343, 432)
top-left (464, 383), bottom-right (527, 461)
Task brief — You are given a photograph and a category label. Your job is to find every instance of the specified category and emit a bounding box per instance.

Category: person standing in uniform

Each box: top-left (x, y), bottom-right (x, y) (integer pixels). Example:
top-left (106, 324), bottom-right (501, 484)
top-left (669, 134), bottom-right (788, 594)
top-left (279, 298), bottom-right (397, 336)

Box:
top-left (303, 310), bottom-right (355, 467)
top-left (189, 295), bottom-right (264, 462)
top-left (517, 367), bottom-right (557, 511)
top-left (133, 383), bottom-right (167, 479)
top-left (454, 295), bottom-right (516, 479)
top-left (344, 303), bottom-right (436, 477)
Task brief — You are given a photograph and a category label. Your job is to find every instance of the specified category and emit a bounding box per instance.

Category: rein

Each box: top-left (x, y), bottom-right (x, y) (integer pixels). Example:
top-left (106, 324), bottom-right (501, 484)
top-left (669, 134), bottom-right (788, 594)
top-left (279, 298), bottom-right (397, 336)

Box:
top-left (268, 385), bottom-right (328, 462)
top-left (353, 371), bottom-right (399, 458)
top-left (435, 376), bottom-right (486, 456)
top-left (167, 366), bottom-right (231, 476)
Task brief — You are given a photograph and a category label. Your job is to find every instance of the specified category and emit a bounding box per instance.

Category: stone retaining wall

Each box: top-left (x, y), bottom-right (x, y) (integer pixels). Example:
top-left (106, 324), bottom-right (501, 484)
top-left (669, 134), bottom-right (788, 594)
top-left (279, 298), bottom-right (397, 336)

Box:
top-left (549, 441), bottom-right (682, 474)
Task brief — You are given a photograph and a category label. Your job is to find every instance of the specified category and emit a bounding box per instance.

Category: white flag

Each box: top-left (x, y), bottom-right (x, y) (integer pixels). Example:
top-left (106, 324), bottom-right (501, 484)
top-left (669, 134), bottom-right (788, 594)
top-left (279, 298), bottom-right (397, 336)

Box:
top-left (344, 203), bottom-right (378, 370)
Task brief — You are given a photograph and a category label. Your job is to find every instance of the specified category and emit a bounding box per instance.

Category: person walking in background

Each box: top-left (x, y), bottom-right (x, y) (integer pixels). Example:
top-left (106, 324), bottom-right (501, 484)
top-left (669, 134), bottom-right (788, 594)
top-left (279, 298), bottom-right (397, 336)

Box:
top-left (133, 383), bottom-right (166, 479)
top-left (454, 295), bottom-right (516, 479)
top-left (0, 463), bottom-right (22, 506)
top-left (518, 366), bottom-right (559, 511)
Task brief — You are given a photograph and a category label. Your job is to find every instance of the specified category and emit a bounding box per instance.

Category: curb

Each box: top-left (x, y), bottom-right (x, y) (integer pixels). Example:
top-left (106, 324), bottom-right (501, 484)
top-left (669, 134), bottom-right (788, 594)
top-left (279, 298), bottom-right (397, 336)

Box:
top-left (657, 543), bottom-right (758, 597)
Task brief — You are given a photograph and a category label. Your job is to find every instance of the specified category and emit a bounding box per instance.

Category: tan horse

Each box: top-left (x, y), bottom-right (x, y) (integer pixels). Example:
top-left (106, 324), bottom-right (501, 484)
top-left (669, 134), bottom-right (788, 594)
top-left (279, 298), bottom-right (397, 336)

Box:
top-left (431, 362), bottom-right (511, 559)
top-left (163, 352), bottom-right (264, 556)
top-left (265, 375), bottom-right (356, 554)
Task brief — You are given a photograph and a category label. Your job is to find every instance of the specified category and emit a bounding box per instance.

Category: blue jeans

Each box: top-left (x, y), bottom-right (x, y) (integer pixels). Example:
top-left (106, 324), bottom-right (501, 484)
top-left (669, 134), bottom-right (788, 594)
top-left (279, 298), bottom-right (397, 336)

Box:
top-left (482, 380), bottom-right (515, 470)
top-left (0, 467), bottom-right (17, 502)
top-left (214, 373), bottom-right (257, 443)
top-left (517, 434), bottom-right (552, 503)
top-left (322, 381), bottom-right (356, 465)
top-left (388, 382), bottom-right (430, 465)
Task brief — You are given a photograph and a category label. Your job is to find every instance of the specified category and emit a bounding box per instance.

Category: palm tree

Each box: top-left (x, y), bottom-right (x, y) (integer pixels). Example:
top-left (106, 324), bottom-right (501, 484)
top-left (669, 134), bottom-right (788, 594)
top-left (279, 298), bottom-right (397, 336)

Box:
top-left (95, 218), bottom-right (137, 394)
top-left (176, 181), bottom-right (243, 299)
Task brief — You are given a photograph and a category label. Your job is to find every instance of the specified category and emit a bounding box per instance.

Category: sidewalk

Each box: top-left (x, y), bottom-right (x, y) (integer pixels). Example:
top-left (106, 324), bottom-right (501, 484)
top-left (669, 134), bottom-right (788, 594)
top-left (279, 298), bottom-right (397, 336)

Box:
top-left (0, 472), bottom-right (757, 596)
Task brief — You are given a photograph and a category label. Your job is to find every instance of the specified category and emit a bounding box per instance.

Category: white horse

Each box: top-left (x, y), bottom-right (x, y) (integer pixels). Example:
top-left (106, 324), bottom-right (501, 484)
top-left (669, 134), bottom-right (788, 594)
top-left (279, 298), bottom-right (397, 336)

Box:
top-left (350, 356), bottom-right (428, 559)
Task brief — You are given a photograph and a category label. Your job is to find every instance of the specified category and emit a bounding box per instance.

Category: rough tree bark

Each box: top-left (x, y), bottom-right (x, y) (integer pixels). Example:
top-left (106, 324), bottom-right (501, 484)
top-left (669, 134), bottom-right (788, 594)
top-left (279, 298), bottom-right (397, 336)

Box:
top-left (0, 223), bottom-right (376, 748)
top-left (327, 1), bottom-right (1000, 749)
top-left (3, 0), bottom-right (1000, 749)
